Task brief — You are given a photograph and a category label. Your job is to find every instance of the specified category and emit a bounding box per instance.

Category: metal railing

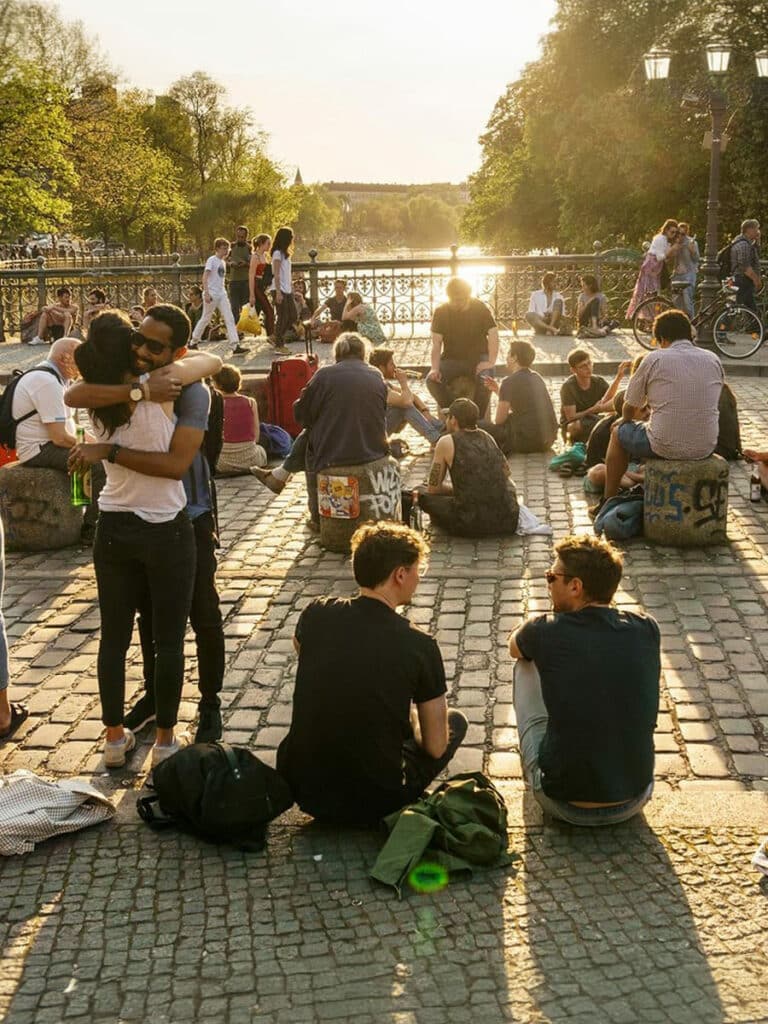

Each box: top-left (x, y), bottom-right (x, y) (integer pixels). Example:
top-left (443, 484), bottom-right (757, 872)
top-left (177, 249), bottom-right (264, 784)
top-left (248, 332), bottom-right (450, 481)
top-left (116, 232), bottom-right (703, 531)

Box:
top-left (1, 245), bottom-right (765, 342)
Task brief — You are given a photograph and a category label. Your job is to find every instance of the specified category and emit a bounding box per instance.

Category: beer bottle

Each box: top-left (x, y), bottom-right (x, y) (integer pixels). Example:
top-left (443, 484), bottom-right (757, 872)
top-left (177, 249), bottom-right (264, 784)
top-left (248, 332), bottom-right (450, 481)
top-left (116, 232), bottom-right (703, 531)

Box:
top-left (750, 463), bottom-right (762, 504)
top-left (71, 426), bottom-right (92, 507)
top-left (409, 489), bottom-right (424, 532)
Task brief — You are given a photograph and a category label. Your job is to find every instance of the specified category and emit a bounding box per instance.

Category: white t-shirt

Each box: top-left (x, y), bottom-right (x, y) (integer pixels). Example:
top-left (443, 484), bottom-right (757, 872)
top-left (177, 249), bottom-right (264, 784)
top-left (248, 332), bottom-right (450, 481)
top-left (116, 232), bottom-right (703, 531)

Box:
top-left (204, 254), bottom-right (227, 298)
top-left (95, 402), bottom-right (186, 523)
top-left (12, 362), bottom-right (75, 463)
top-left (271, 251), bottom-right (292, 294)
top-left (648, 233), bottom-right (670, 261)
top-left (528, 289), bottom-right (564, 316)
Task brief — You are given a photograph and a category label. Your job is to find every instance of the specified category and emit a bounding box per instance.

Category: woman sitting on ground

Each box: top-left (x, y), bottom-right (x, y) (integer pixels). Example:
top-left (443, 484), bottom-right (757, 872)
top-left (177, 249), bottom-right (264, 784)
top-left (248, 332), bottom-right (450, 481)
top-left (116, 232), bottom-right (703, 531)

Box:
top-left (576, 275), bottom-right (619, 338)
top-left (341, 291), bottom-right (386, 346)
top-left (212, 364), bottom-right (267, 476)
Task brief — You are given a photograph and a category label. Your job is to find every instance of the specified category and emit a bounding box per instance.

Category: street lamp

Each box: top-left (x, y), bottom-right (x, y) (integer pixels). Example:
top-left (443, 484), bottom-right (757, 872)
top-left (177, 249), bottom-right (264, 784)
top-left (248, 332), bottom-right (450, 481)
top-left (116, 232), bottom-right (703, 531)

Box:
top-left (643, 42), bottom-right (768, 344)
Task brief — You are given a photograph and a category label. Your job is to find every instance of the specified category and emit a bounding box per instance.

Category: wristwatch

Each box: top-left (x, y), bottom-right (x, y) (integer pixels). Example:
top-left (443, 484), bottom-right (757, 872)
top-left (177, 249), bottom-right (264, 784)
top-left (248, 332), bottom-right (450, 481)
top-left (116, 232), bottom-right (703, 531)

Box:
top-left (129, 380), bottom-right (144, 402)
top-left (107, 444), bottom-right (121, 464)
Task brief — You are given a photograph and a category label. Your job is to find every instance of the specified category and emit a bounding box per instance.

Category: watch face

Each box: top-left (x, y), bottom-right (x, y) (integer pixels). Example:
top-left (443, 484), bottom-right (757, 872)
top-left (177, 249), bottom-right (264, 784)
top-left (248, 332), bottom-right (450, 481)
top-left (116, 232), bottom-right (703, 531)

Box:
top-left (130, 386), bottom-right (143, 401)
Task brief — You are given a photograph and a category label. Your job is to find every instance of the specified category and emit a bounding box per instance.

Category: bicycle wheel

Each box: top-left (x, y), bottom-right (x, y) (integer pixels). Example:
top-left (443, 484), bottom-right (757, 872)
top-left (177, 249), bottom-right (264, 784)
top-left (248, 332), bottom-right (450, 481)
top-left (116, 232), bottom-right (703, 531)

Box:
top-left (712, 306), bottom-right (764, 359)
top-left (632, 295), bottom-right (674, 349)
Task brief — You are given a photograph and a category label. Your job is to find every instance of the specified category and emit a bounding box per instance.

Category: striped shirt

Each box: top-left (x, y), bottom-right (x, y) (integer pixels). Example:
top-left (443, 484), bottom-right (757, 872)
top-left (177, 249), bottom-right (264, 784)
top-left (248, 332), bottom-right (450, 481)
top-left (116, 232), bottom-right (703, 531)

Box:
top-left (625, 340), bottom-right (723, 459)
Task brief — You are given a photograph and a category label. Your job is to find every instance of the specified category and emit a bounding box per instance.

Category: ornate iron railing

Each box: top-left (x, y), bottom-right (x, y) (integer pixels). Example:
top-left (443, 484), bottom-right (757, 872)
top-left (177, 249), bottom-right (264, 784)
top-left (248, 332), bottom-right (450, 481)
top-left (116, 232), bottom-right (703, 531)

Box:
top-left (1, 246), bottom-right (765, 342)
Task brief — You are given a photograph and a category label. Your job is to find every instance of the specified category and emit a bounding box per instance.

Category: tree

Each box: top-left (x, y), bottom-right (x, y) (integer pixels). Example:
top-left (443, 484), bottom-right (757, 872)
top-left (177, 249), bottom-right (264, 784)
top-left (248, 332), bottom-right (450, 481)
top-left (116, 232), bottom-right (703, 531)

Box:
top-left (0, 63), bottom-right (74, 235)
top-left (403, 194), bottom-right (458, 247)
top-left (293, 186), bottom-right (342, 241)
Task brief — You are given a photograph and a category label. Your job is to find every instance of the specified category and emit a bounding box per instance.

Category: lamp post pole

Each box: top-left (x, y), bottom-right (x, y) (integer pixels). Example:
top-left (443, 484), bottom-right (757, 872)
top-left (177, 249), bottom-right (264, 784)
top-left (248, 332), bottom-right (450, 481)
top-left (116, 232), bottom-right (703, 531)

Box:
top-left (697, 89), bottom-right (727, 346)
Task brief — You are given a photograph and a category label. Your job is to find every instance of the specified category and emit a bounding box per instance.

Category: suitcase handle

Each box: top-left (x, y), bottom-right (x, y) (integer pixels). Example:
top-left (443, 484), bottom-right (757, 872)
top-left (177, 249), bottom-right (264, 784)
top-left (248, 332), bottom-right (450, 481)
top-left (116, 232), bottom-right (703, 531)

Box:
top-left (304, 326), bottom-right (314, 359)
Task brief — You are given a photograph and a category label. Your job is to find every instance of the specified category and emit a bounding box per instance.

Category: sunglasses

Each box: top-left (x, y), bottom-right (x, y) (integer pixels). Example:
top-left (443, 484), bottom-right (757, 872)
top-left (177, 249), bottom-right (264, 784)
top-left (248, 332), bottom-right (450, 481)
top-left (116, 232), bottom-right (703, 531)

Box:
top-left (130, 330), bottom-right (174, 356)
top-left (544, 571), bottom-right (573, 585)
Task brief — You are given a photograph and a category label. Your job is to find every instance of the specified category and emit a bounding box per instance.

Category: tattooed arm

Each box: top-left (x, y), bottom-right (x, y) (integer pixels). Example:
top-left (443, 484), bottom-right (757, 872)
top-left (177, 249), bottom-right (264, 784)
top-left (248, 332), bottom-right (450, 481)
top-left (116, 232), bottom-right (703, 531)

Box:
top-left (426, 434), bottom-right (454, 494)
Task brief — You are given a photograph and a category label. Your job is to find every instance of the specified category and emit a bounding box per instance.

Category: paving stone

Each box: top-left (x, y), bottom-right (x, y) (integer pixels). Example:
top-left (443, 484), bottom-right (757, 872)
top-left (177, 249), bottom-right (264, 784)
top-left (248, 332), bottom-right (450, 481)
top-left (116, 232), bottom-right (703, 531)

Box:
top-left (732, 753), bottom-right (768, 777)
top-left (686, 744), bottom-right (731, 778)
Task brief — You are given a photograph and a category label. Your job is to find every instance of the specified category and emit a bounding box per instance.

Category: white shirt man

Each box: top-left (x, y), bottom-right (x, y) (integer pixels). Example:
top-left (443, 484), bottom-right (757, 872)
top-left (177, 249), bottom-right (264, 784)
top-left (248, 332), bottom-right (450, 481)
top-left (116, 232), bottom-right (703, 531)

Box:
top-left (12, 339), bottom-right (79, 466)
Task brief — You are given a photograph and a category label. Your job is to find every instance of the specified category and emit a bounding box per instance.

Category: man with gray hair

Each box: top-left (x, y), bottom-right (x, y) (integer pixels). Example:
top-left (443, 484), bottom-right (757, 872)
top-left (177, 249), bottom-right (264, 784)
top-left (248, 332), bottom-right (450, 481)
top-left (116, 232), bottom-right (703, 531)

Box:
top-left (12, 338), bottom-right (104, 532)
top-left (730, 218), bottom-right (762, 313)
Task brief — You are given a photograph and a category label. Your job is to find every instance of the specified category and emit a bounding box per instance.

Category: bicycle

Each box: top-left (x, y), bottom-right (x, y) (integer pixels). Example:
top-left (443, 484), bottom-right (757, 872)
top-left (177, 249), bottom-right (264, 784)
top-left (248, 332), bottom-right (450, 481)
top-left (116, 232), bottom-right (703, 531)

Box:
top-left (631, 279), bottom-right (764, 359)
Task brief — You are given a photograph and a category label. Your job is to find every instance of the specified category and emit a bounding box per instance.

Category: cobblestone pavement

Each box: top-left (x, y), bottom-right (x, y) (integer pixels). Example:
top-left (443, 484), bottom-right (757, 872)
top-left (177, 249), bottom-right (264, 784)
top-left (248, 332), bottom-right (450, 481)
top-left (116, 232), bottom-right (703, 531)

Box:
top-left (0, 377), bottom-right (767, 1022)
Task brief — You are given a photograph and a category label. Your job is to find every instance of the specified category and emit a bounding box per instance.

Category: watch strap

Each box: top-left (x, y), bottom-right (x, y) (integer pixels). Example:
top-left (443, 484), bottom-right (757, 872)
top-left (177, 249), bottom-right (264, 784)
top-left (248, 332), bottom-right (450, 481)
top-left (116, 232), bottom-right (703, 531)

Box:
top-left (107, 444), bottom-right (121, 464)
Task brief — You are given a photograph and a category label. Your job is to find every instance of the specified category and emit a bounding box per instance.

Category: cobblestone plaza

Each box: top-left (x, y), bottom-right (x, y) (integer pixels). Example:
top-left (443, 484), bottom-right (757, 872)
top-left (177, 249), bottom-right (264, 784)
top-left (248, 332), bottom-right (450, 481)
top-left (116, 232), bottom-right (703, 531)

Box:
top-left (0, 334), bottom-right (766, 1023)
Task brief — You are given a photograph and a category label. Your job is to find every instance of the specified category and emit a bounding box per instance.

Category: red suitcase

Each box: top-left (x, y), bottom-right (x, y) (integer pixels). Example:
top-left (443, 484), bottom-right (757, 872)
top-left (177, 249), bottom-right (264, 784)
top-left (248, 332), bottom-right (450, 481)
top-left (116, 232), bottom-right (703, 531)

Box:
top-left (267, 335), bottom-right (318, 437)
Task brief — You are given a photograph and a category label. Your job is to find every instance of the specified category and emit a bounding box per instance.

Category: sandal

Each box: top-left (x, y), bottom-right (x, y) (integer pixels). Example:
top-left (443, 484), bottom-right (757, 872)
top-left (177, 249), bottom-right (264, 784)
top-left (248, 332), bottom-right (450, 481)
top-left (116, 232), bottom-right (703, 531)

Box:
top-left (0, 703), bottom-right (29, 741)
top-left (559, 465), bottom-right (574, 478)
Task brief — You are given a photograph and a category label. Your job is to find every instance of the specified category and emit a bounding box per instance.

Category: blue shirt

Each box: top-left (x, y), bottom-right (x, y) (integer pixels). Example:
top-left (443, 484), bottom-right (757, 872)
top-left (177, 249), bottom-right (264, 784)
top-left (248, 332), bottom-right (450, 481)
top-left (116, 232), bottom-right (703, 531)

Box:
top-left (175, 382), bottom-right (211, 520)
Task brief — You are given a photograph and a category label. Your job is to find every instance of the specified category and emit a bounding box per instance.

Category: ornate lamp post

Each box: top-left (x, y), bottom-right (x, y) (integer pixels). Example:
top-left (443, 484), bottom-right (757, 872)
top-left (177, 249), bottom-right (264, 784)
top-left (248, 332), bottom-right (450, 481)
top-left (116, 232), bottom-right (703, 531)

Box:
top-left (644, 42), bottom-right (767, 343)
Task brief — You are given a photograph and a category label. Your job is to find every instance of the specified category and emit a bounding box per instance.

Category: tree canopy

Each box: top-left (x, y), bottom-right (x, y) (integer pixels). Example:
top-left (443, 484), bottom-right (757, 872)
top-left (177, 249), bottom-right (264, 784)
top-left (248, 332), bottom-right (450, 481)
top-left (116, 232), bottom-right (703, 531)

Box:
top-left (462, 0), bottom-right (768, 251)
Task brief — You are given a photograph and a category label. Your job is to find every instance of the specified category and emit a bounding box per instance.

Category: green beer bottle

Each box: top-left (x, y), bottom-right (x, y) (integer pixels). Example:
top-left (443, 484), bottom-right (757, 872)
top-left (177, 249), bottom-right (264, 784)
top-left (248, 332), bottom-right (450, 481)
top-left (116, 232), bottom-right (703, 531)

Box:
top-left (70, 426), bottom-right (91, 507)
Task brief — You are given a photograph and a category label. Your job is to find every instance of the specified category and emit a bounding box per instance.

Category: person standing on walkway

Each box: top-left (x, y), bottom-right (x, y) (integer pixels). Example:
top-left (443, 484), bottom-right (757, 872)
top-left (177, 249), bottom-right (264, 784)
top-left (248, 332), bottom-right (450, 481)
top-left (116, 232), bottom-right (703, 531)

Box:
top-left (277, 521), bottom-right (468, 824)
top-left (67, 306), bottom-right (227, 746)
top-left (248, 233), bottom-right (275, 340)
top-left (509, 533), bottom-right (659, 826)
top-left (191, 238), bottom-right (250, 356)
top-left (672, 222), bottom-right (700, 319)
top-left (427, 278), bottom-right (498, 419)
top-left (227, 225), bottom-right (252, 324)
top-left (626, 219), bottom-right (682, 320)
top-left (271, 226), bottom-right (297, 351)
top-left (68, 308), bottom-right (223, 764)
top-left (729, 219), bottom-right (762, 314)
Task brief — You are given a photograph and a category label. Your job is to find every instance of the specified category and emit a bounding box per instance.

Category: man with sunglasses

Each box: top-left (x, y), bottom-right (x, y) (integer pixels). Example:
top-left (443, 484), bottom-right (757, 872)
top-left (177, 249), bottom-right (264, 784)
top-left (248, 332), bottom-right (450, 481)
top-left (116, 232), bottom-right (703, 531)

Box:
top-left (508, 534), bottom-right (660, 826)
top-left (65, 304), bottom-right (227, 743)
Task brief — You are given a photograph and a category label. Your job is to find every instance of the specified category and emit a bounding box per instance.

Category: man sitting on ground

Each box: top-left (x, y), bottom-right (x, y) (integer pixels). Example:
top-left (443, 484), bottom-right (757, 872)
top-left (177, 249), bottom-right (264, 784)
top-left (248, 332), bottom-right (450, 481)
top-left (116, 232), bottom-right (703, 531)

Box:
top-left (509, 534), bottom-right (660, 825)
top-left (277, 522), bottom-right (468, 824)
top-left (560, 350), bottom-right (630, 443)
top-left (13, 337), bottom-right (103, 537)
top-left (369, 348), bottom-right (443, 446)
top-left (602, 310), bottom-right (723, 501)
top-left (29, 287), bottom-right (80, 346)
top-left (419, 398), bottom-right (519, 537)
top-left (479, 339), bottom-right (558, 454)
top-left (525, 272), bottom-right (570, 336)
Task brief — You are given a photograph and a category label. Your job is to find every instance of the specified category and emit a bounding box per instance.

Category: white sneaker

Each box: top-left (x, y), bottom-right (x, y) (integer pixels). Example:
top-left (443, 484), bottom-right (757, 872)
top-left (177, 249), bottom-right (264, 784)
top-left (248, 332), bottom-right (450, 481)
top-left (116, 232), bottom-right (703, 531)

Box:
top-left (151, 732), bottom-right (190, 768)
top-left (28, 336), bottom-right (47, 346)
top-left (104, 728), bottom-right (136, 768)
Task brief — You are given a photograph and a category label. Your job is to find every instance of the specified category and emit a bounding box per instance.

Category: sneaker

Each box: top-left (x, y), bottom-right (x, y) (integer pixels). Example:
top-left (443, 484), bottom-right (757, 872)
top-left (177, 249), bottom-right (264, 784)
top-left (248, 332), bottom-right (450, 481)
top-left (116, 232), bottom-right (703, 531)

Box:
top-left (195, 704), bottom-right (222, 744)
top-left (28, 336), bottom-right (48, 346)
top-left (124, 694), bottom-right (156, 733)
top-left (188, 340), bottom-right (199, 350)
top-left (104, 729), bottom-right (136, 768)
top-left (151, 732), bottom-right (189, 769)
top-left (232, 345), bottom-right (250, 355)
top-left (250, 466), bottom-right (285, 493)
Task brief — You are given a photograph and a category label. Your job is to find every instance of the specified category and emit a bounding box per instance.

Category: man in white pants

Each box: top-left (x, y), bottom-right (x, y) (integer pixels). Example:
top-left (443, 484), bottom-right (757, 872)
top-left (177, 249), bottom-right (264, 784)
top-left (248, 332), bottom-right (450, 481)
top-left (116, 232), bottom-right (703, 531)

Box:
top-left (191, 237), bottom-right (249, 356)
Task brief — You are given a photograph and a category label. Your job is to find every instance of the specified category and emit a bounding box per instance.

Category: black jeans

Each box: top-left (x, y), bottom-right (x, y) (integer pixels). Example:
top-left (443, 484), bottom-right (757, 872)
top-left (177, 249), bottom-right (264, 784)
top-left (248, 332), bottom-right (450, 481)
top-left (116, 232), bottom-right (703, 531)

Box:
top-left (401, 709), bottom-right (469, 802)
top-left (426, 359), bottom-right (490, 418)
top-left (228, 280), bottom-right (250, 323)
top-left (735, 273), bottom-right (757, 314)
top-left (94, 510), bottom-right (196, 729)
top-left (24, 442), bottom-right (105, 527)
top-left (137, 512), bottom-right (224, 708)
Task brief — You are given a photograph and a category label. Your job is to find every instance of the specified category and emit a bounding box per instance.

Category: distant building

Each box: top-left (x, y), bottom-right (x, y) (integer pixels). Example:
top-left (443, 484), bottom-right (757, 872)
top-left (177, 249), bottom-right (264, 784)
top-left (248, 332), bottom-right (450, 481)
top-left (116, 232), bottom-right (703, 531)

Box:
top-left (294, 167), bottom-right (304, 186)
top-left (324, 182), bottom-right (410, 207)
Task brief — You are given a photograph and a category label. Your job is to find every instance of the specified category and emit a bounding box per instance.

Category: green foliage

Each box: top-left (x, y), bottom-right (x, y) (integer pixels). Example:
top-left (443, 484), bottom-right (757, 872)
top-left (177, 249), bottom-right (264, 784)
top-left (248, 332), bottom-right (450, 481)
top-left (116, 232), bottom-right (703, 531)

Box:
top-left (293, 186), bottom-right (342, 240)
top-left (463, 0), bottom-right (768, 251)
top-left (0, 63), bottom-right (75, 235)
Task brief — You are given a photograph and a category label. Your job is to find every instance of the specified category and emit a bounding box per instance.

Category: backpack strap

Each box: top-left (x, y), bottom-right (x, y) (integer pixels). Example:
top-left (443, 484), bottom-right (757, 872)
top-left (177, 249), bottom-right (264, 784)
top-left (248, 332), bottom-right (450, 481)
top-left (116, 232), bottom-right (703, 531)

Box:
top-left (136, 793), bottom-right (176, 829)
top-left (215, 740), bottom-right (242, 780)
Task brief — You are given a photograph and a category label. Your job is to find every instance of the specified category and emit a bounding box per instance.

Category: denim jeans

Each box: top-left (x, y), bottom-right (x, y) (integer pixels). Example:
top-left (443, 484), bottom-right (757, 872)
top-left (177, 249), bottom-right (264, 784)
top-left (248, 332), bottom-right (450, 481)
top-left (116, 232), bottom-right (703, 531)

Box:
top-left (94, 510), bottom-right (196, 729)
top-left (673, 271), bottom-right (697, 319)
top-left (386, 405), bottom-right (443, 445)
top-left (513, 660), bottom-right (653, 826)
top-left (426, 358), bottom-right (491, 419)
top-left (137, 512), bottom-right (224, 709)
top-left (0, 518), bottom-right (9, 692)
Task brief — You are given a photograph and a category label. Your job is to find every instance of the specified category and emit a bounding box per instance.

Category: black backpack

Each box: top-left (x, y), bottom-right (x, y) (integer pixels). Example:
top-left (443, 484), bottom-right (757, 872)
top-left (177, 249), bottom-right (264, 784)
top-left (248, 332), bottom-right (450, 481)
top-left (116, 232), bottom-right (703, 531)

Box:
top-left (716, 383), bottom-right (742, 460)
top-left (137, 742), bottom-right (294, 851)
top-left (203, 383), bottom-right (224, 474)
top-left (716, 241), bottom-right (733, 281)
top-left (0, 366), bottom-right (60, 448)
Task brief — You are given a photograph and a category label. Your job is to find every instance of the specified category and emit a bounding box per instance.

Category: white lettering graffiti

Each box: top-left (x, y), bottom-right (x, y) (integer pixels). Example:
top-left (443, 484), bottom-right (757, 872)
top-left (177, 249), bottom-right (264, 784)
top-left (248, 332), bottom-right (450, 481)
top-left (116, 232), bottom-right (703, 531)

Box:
top-left (365, 462), bottom-right (401, 520)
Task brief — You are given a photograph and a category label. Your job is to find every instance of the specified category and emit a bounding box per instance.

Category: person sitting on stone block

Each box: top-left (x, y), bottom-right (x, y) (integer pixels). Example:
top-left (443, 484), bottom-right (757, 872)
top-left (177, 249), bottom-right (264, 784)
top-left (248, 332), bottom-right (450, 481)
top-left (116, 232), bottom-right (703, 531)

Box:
top-left (276, 522), bottom-right (468, 825)
top-left (600, 310), bottom-right (723, 506)
top-left (418, 397), bottom-right (519, 537)
top-left (509, 533), bottom-right (660, 826)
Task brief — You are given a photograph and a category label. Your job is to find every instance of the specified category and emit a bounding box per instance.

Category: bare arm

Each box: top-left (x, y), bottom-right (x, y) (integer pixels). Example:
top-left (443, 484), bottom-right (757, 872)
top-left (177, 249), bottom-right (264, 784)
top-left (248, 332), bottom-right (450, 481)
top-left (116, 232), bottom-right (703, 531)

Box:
top-left (172, 352), bottom-right (222, 385)
top-left (595, 361), bottom-right (631, 412)
top-left (248, 257), bottom-right (258, 301)
top-left (343, 300), bottom-right (363, 321)
top-left (477, 326), bottom-right (499, 372)
top-left (428, 333), bottom-right (443, 379)
top-left (415, 695), bottom-right (449, 759)
top-left (495, 399), bottom-right (511, 426)
top-left (69, 425), bottom-right (204, 481)
top-left (45, 421), bottom-right (77, 448)
top-left (201, 268), bottom-right (211, 299)
top-left (250, 396), bottom-right (260, 439)
top-left (508, 628), bottom-right (527, 660)
top-left (309, 300), bottom-right (328, 324)
top-left (426, 435), bottom-right (453, 494)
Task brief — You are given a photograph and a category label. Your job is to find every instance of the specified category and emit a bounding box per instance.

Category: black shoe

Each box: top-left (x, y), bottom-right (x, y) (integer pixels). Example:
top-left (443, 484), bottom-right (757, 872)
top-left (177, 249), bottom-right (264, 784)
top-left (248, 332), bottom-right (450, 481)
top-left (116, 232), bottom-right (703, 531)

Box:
top-left (188, 341), bottom-right (199, 350)
top-left (232, 345), bottom-right (250, 355)
top-left (195, 704), bottom-right (222, 744)
top-left (124, 694), bottom-right (156, 733)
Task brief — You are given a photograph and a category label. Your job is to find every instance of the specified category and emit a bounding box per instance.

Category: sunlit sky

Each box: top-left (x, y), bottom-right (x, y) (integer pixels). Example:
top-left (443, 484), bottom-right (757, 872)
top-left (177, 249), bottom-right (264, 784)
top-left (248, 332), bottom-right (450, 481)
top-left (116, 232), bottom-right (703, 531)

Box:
top-left (58, 0), bottom-right (556, 184)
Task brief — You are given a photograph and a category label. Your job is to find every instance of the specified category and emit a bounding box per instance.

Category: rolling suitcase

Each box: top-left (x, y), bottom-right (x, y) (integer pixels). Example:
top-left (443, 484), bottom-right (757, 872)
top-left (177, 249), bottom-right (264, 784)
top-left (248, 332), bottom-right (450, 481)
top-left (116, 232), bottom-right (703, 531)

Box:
top-left (267, 334), bottom-right (318, 437)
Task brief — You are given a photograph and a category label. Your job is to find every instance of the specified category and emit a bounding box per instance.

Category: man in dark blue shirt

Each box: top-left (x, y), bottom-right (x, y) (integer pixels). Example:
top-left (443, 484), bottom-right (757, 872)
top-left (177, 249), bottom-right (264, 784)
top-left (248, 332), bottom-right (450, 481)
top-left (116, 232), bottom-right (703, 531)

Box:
top-left (65, 305), bottom-right (226, 743)
top-left (509, 533), bottom-right (659, 826)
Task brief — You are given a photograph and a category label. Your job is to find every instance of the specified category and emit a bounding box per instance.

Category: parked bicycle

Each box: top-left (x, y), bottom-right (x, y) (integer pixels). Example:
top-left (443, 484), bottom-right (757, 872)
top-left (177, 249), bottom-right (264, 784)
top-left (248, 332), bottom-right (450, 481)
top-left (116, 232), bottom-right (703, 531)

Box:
top-left (631, 279), bottom-right (764, 359)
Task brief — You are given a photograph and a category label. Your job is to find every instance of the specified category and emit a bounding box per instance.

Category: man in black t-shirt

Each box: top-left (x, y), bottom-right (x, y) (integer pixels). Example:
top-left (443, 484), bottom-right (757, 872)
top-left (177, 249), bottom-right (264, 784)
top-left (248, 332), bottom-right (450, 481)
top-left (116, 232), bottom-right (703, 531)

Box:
top-left (427, 278), bottom-right (498, 418)
top-left (560, 349), bottom-right (629, 442)
top-left (480, 339), bottom-right (557, 453)
top-left (277, 522), bottom-right (468, 824)
top-left (508, 534), bottom-right (659, 826)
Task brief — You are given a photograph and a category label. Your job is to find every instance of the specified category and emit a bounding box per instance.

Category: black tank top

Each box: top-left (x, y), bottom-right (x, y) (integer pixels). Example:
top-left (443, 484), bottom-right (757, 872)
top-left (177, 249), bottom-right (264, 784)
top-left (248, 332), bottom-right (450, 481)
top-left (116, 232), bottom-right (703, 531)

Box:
top-left (450, 430), bottom-right (519, 535)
